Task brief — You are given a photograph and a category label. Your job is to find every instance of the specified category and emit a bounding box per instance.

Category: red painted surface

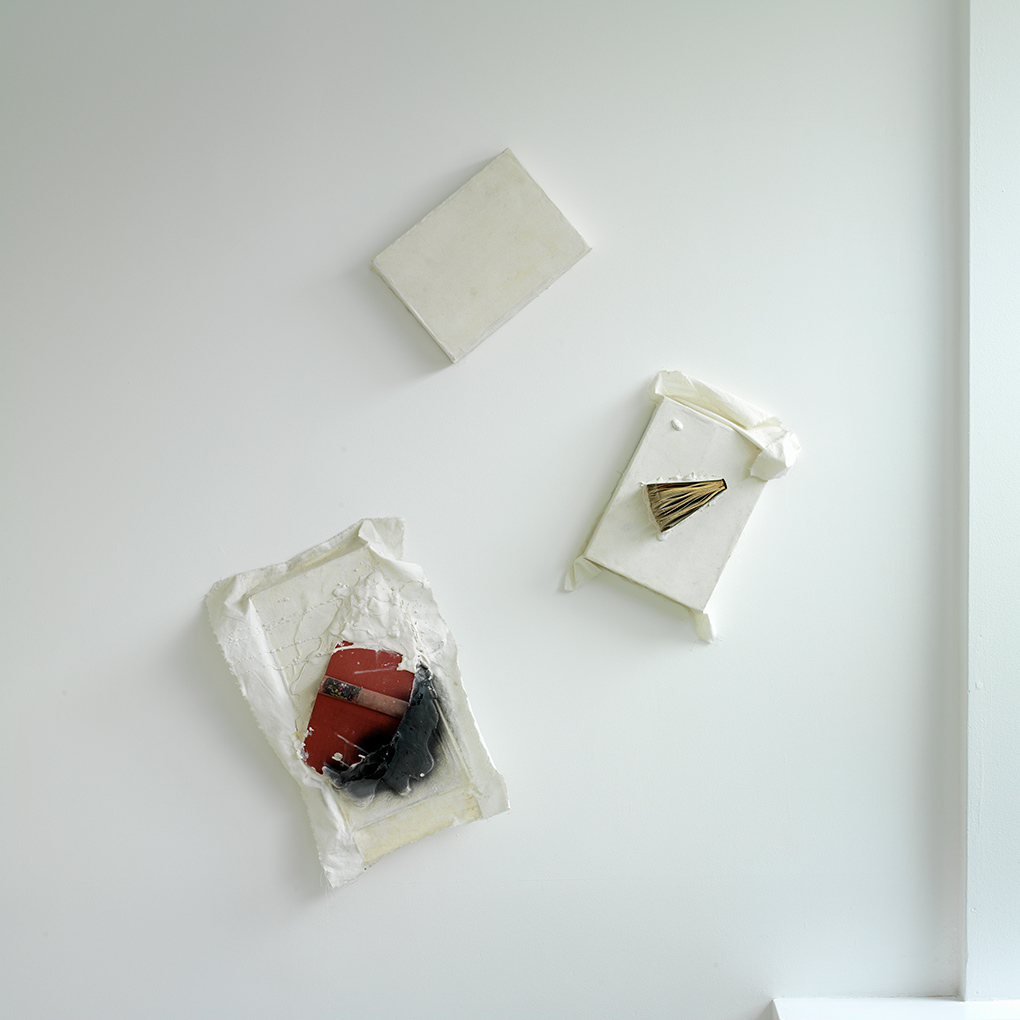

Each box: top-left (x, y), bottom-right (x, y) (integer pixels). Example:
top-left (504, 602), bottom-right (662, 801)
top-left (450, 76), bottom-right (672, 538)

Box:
top-left (302, 643), bottom-right (415, 771)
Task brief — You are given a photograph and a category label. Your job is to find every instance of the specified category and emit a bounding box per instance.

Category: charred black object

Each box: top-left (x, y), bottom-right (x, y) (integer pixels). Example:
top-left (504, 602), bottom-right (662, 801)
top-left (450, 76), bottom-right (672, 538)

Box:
top-left (323, 663), bottom-right (440, 798)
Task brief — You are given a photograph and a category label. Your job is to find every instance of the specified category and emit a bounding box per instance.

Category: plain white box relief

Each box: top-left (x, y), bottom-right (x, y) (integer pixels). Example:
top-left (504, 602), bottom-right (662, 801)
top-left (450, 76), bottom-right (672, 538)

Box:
top-left (371, 149), bottom-right (590, 362)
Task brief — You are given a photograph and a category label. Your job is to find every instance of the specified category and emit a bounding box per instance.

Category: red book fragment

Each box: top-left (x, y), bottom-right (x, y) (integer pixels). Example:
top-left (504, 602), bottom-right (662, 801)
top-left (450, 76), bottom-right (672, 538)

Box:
top-left (302, 643), bottom-right (415, 772)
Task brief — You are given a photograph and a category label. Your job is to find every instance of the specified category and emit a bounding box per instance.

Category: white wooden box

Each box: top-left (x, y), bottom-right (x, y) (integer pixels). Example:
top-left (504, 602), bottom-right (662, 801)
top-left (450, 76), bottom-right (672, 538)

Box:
top-left (568, 372), bottom-right (800, 639)
top-left (372, 149), bottom-right (590, 362)
top-left (583, 396), bottom-right (766, 614)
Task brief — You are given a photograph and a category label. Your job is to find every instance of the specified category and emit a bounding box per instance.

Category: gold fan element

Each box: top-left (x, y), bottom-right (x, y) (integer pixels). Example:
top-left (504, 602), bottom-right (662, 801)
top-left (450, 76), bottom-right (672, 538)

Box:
top-left (645, 478), bottom-right (727, 533)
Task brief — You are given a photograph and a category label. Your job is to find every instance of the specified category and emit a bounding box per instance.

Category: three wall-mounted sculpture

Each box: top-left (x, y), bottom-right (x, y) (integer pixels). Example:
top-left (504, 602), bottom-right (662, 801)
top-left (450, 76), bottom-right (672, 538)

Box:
top-left (206, 151), bottom-right (798, 886)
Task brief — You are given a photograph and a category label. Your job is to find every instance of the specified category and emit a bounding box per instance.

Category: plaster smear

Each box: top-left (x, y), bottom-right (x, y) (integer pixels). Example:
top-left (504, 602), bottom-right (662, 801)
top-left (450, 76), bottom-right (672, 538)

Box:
top-left (566, 372), bottom-right (800, 641)
top-left (206, 519), bottom-right (508, 887)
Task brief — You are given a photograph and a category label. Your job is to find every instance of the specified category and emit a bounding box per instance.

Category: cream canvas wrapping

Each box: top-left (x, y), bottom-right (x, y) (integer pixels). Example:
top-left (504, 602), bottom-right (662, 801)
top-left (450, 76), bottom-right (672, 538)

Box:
top-left (206, 519), bottom-right (508, 888)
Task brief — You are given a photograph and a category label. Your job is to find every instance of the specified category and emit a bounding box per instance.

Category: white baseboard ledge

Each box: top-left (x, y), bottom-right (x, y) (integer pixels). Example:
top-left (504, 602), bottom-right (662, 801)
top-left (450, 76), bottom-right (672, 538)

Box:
top-left (770, 999), bottom-right (1020, 1020)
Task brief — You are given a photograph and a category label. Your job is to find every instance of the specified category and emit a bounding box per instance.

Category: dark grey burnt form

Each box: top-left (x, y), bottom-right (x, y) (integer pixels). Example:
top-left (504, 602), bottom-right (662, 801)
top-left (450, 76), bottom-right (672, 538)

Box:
top-left (323, 663), bottom-right (441, 799)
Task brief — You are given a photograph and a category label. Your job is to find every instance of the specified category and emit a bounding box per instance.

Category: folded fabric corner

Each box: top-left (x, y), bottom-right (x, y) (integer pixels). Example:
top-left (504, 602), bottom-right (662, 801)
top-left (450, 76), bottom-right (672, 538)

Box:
top-left (565, 556), bottom-right (603, 591)
top-left (652, 370), bottom-right (801, 480)
top-left (690, 607), bottom-right (716, 643)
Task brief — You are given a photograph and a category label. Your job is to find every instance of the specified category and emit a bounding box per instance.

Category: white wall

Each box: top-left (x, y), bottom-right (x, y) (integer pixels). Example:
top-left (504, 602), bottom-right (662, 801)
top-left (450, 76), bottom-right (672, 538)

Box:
top-left (968, 0), bottom-right (1020, 1000)
top-left (0, 3), bottom-right (966, 1019)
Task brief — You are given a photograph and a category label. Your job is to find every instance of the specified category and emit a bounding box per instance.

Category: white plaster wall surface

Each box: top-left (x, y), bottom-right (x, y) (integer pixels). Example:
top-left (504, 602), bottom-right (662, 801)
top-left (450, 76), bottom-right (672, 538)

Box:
top-left (0, 3), bottom-right (965, 1019)
top-left (968, 0), bottom-right (1020, 1000)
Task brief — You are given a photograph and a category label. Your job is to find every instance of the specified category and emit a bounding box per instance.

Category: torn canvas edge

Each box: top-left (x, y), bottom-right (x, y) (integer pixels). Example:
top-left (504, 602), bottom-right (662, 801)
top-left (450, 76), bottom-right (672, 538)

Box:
top-left (205, 518), bottom-right (508, 887)
top-left (565, 372), bottom-right (800, 640)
